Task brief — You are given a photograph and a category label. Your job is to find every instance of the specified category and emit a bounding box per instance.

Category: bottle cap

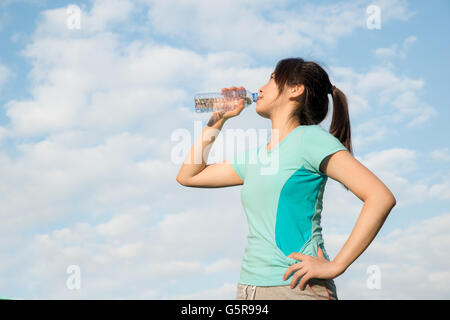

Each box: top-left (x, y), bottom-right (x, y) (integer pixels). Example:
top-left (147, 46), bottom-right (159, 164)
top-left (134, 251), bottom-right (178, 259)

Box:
top-left (251, 92), bottom-right (259, 103)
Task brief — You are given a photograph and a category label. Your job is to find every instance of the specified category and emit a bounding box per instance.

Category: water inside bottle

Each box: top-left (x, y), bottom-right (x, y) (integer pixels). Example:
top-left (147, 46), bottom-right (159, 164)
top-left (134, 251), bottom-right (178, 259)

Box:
top-left (194, 90), bottom-right (253, 113)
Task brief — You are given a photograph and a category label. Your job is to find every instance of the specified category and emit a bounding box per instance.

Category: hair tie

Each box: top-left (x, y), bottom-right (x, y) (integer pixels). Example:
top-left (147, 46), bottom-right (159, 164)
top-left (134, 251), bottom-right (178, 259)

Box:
top-left (329, 85), bottom-right (336, 94)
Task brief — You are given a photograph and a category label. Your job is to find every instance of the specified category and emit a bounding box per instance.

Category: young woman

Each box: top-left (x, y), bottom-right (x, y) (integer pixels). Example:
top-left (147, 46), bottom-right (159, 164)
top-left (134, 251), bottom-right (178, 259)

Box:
top-left (176, 58), bottom-right (396, 300)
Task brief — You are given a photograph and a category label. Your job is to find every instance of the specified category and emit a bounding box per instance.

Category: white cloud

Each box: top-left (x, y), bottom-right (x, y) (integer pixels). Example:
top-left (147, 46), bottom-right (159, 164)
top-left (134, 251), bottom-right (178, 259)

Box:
top-left (0, 0), bottom-right (44, 7)
top-left (353, 120), bottom-right (388, 146)
top-left (0, 126), bottom-right (10, 145)
top-left (8, 32), bottom-right (268, 138)
top-left (357, 148), bottom-right (445, 207)
top-left (142, 0), bottom-right (414, 57)
top-left (363, 148), bottom-right (418, 174)
top-left (374, 35), bottom-right (417, 60)
top-left (0, 130), bottom-right (179, 236)
top-left (2, 200), bottom-right (248, 299)
top-left (86, 0), bottom-right (134, 33)
top-left (204, 258), bottom-right (241, 274)
top-left (95, 214), bottom-right (141, 237)
top-left (330, 65), bottom-right (436, 134)
top-left (4, 1), bottom-right (426, 141)
top-left (172, 282), bottom-right (237, 300)
top-left (31, 0), bottom-right (135, 37)
top-left (402, 35), bottom-right (417, 48)
top-left (374, 46), bottom-right (398, 59)
top-left (0, 64), bottom-right (12, 95)
top-left (325, 213), bottom-right (450, 299)
top-left (429, 181), bottom-right (450, 200)
top-left (321, 146), bottom-right (447, 233)
top-left (430, 147), bottom-right (450, 162)
top-left (155, 207), bottom-right (248, 260)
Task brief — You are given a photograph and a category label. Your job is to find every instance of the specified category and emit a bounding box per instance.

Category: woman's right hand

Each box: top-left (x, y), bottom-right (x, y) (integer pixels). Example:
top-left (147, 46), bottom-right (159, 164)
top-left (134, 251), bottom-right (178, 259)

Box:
top-left (219, 86), bottom-right (246, 119)
top-left (207, 86), bottom-right (246, 127)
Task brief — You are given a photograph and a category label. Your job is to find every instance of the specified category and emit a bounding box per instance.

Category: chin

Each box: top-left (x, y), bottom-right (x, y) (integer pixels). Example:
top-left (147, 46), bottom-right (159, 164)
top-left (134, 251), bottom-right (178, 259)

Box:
top-left (256, 104), bottom-right (271, 118)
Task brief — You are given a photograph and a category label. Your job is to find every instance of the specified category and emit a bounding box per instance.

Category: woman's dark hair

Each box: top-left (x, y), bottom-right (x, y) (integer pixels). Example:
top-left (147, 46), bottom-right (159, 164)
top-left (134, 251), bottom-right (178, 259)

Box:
top-left (274, 57), bottom-right (353, 190)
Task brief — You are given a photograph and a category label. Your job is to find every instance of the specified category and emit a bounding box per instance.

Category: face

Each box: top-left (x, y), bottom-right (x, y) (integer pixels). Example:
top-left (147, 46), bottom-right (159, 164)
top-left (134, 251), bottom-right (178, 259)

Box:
top-left (256, 72), bottom-right (286, 118)
top-left (256, 71), bottom-right (304, 119)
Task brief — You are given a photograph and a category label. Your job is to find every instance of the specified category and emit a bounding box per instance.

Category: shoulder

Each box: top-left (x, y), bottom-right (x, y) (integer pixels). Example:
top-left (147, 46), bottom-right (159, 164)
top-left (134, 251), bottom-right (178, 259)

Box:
top-left (302, 124), bottom-right (338, 142)
top-left (306, 124), bottom-right (329, 134)
top-left (301, 124), bottom-right (348, 172)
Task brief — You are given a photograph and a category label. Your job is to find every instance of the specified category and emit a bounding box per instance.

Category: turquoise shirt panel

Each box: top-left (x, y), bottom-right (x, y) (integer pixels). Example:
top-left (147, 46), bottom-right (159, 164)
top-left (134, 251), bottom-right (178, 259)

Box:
top-left (275, 165), bottom-right (324, 257)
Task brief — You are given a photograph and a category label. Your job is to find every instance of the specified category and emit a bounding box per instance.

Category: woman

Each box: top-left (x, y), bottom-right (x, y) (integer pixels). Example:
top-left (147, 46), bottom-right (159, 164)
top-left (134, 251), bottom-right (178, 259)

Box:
top-left (176, 58), bottom-right (396, 300)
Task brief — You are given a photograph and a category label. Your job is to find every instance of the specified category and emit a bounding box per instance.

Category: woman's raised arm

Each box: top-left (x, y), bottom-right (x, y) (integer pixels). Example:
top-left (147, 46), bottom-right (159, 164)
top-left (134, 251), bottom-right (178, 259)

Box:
top-left (176, 87), bottom-right (246, 188)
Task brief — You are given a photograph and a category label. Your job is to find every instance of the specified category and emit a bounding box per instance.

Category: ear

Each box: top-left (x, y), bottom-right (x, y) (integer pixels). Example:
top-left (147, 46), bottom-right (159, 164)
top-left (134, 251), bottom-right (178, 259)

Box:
top-left (289, 84), bottom-right (304, 99)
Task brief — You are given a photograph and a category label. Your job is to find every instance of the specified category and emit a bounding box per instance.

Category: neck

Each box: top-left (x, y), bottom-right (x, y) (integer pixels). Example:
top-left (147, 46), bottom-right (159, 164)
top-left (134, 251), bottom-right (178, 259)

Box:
top-left (268, 111), bottom-right (300, 147)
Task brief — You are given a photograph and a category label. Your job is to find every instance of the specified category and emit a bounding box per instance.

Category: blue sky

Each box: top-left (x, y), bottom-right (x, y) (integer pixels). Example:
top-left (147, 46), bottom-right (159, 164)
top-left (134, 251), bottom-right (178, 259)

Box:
top-left (0, 0), bottom-right (449, 299)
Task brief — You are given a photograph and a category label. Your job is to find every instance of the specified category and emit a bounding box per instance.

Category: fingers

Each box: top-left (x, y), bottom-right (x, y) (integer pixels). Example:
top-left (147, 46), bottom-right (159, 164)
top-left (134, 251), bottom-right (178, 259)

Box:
top-left (283, 261), bottom-right (303, 281)
top-left (283, 264), bottom-right (294, 281)
top-left (290, 268), bottom-right (308, 289)
top-left (221, 88), bottom-right (230, 99)
top-left (237, 86), bottom-right (245, 97)
top-left (221, 98), bottom-right (244, 119)
top-left (284, 252), bottom-right (309, 281)
top-left (235, 97), bottom-right (246, 112)
top-left (298, 274), bottom-right (312, 291)
top-left (228, 86), bottom-right (237, 99)
top-left (222, 86), bottom-right (246, 99)
top-left (288, 252), bottom-right (308, 261)
top-left (285, 248), bottom-right (327, 291)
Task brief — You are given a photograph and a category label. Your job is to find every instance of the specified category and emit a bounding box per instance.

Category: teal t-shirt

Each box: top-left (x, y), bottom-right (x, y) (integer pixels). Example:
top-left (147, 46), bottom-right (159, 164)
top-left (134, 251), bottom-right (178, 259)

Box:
top-left (230, 124), bottom-right (348, 286)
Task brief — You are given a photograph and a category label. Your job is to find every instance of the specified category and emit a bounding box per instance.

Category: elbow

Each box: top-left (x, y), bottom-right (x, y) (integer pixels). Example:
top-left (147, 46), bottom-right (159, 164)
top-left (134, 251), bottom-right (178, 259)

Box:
top-left (391, 196), bottom-right (397, 208)
top-left (386, 189), bottom-right (397, 208)
top-left (176, 175), bottom-right (186, 186)
top-left (176, 175), bottom-right (193, 187)
top-left (367, 189), bottom-right (397, 209)
top-left (390, 197), bottom-right (397, 211)
top-left (386, 196), bottom-right (396, 218)
top-left (382, 192), bottom-right (396, 210)
top-left (383, 193), bottom-right (397, 210)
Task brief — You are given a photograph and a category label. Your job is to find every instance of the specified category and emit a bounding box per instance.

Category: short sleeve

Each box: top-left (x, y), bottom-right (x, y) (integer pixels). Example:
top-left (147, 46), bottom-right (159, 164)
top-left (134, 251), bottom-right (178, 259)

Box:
top-left (229, 149), bottom-right (250, 181)
top-left (302, 126), bottom-right (348, 175)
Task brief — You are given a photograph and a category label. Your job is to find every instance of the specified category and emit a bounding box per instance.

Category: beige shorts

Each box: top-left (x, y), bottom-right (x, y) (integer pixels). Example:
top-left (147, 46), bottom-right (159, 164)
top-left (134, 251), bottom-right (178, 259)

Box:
top-left (236, 278), bottom-right (338, 300)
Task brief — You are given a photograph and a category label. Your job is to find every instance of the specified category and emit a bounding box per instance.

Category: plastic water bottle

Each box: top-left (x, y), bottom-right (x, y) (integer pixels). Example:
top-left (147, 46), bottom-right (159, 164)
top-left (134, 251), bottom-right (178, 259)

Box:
top-left (194, 88), bottom-right (258, 113)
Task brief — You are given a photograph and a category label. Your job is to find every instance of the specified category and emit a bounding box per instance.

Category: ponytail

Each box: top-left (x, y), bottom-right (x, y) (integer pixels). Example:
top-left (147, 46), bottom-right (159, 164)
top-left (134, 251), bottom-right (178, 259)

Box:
top-left (329, 85), bottom-right (353, 156)
top-left (328, 85), bottom-right (353, 192)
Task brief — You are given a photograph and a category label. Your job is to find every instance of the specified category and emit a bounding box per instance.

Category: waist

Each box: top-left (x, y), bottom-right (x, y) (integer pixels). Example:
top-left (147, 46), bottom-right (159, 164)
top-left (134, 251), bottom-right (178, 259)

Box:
top-left (239, 235), bottom-right (329, 286)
